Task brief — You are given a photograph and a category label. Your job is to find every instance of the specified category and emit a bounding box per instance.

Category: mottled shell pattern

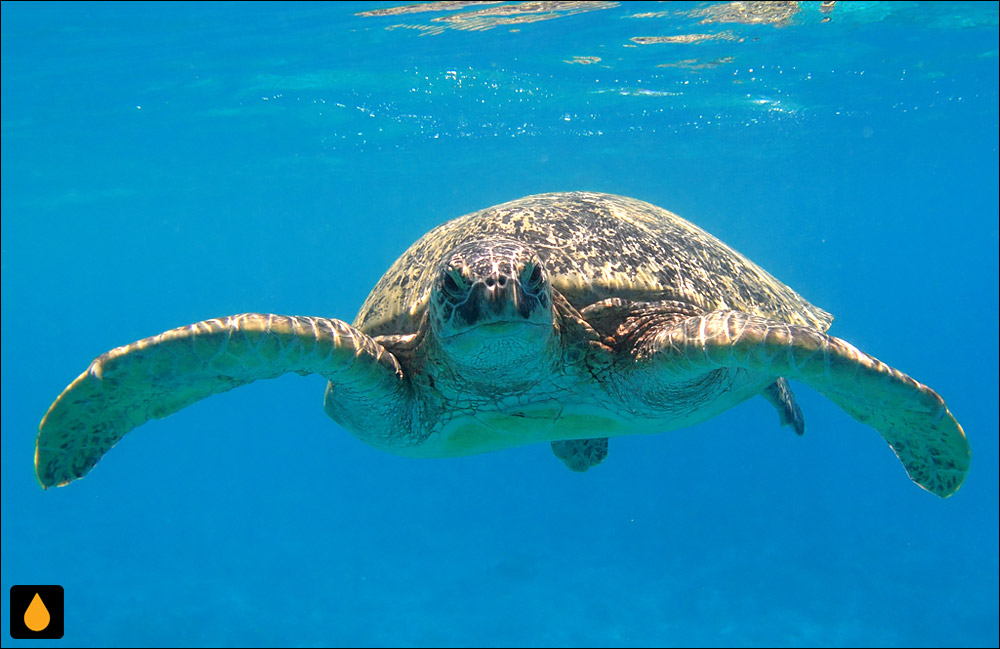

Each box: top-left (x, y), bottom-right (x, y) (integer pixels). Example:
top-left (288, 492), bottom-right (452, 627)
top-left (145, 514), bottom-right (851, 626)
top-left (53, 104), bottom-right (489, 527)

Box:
top-left (353, 192), bottom-right (832, 337)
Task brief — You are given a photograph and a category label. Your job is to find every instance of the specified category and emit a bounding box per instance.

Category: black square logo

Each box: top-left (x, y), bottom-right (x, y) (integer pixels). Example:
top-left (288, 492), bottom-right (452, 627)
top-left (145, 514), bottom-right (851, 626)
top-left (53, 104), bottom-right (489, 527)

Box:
top-left (9, 585), bottom-right (64, 639)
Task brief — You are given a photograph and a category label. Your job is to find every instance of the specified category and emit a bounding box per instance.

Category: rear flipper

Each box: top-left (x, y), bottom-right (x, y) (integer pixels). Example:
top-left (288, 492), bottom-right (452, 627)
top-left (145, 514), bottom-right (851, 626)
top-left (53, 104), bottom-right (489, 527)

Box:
top-left (551, 438), bottom-right (609, 472)
top-left (762, 378), bottom-right (805, 436)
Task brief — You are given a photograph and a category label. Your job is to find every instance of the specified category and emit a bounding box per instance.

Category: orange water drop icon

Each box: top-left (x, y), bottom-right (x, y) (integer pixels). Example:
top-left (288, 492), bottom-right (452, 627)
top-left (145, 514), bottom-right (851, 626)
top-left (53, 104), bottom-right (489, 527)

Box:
top-left (24, 592), bottom-right (51, 632)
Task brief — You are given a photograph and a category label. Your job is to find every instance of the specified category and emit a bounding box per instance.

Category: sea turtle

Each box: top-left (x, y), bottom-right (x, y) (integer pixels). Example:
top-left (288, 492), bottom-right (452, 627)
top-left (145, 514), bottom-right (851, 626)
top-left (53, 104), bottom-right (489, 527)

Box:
top-left (35, 192), bottom-right (970, 496)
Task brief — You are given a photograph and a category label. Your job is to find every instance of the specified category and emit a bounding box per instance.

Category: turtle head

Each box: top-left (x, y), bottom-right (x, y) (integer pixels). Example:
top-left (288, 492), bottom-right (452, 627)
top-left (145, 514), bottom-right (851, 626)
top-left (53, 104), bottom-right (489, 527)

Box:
top-left (430, 238), bottom-right (555, 383)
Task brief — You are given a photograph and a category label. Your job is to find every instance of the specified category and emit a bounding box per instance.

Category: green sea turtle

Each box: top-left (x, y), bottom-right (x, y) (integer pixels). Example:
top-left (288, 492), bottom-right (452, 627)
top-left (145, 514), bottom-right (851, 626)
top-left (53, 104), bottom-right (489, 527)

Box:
top-left (35, 192), bottom-right (970, 496)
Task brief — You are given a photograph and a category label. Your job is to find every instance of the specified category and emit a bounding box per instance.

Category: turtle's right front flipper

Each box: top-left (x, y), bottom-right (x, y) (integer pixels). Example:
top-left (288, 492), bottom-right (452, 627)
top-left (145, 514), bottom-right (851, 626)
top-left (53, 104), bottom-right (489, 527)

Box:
top-left (36, 314), bottom-right (412, 488)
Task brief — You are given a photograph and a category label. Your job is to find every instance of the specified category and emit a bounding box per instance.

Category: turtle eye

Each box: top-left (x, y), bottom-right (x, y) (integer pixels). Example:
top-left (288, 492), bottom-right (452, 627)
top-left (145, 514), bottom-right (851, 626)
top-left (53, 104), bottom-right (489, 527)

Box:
top-left (442, 268), bottom-right (467, 298)
top-left (523, 263), bottom-right (544, 290)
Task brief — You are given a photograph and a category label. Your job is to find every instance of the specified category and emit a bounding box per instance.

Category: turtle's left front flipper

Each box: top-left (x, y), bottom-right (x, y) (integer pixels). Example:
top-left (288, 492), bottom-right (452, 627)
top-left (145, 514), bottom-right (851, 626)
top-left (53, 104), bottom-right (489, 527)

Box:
top-left (36, 314), bottom-right (411, 488)
top-left (636, 311), bottom-right (970, 498)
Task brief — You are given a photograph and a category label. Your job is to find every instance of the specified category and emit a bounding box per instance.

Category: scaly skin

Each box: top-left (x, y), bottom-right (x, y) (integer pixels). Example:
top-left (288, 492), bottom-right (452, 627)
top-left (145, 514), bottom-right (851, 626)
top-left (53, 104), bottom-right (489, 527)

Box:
top-left (637, 311), bottom-right (970, 497)
top-left (35, 314), bottom-right (411, 488)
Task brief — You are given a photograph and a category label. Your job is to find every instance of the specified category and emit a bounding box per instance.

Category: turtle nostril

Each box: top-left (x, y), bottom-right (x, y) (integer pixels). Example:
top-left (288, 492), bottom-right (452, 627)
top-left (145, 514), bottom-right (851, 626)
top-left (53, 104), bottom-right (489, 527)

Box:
top-left (485, 277), bottom-right (495, 288)
top-left (497, 275), bottom-right (507, 287)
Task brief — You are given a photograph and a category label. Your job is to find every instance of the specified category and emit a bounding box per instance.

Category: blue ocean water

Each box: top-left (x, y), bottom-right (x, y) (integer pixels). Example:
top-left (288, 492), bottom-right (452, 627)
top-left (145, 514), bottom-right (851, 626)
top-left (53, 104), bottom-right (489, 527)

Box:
top-left (2, 1), bottom-right (997, 646)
